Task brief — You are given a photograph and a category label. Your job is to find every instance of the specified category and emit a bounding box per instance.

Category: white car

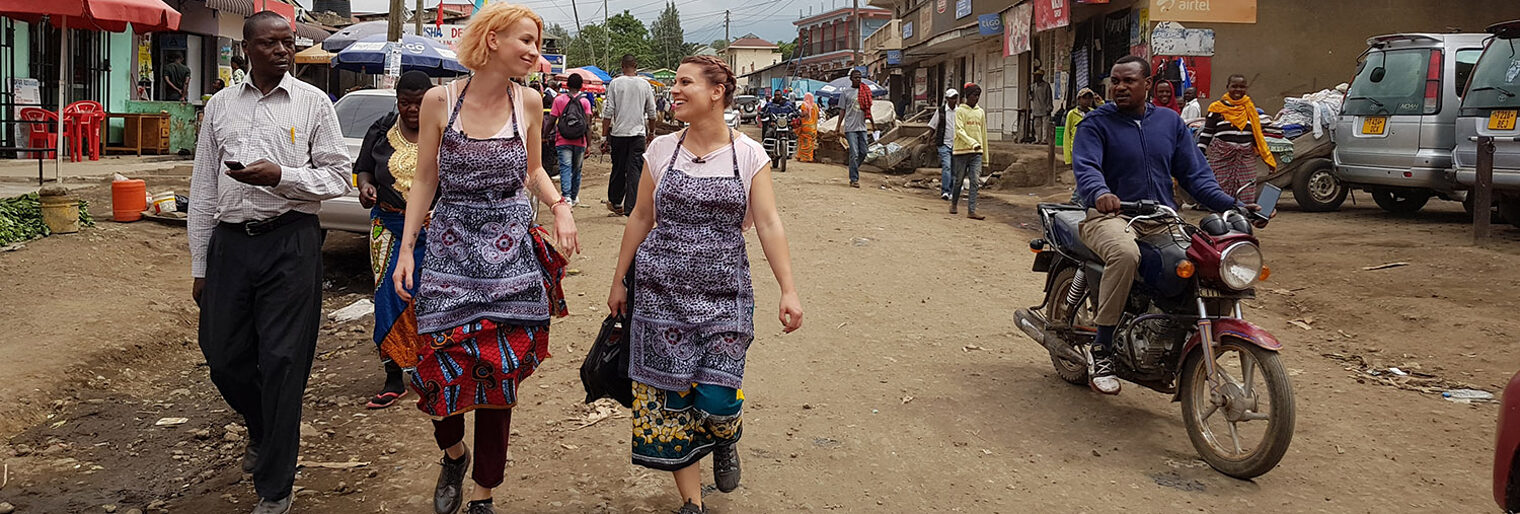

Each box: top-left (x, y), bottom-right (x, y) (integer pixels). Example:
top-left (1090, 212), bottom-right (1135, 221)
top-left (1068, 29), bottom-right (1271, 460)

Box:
top-left (320, 89), bottom-right (397, 234)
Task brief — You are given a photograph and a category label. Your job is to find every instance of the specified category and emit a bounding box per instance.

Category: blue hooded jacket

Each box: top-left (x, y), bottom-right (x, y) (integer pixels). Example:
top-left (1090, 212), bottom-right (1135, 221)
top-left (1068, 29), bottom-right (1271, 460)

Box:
top-left (1071, 103), bottom-right (1239, 212)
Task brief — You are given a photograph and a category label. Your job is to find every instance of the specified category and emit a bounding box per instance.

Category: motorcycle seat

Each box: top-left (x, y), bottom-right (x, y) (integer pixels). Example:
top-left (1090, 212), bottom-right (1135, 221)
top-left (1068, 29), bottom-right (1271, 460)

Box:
top-left (1041, 204), bottom-right (1102, 263)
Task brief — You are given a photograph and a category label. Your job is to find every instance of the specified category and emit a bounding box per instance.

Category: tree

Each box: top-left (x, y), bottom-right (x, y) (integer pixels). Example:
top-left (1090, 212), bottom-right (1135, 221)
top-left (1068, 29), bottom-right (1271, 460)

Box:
top-left (778, 39), bottom-right (797, 60)
top-left (566, 23), bottom-right (608, 69)
top-left (648, 3), bottom-right (685, 70)
top-left (546, 23), bottom-right (571, 41)
top-left (711, 39), bottom-right (729, 51)
top-left (605, 11), bottom-right (653, 70)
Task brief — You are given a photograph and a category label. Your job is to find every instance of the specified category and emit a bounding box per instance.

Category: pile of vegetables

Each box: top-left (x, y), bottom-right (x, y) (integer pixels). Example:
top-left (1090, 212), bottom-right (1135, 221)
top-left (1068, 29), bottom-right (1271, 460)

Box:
top-left (0, 192), bottom-right (93, 245)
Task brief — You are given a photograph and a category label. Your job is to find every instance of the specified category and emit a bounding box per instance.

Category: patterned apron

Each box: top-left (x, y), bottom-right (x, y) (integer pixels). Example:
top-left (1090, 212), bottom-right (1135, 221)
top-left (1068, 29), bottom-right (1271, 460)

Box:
top-left (629, 129), bottom-right (755, 392)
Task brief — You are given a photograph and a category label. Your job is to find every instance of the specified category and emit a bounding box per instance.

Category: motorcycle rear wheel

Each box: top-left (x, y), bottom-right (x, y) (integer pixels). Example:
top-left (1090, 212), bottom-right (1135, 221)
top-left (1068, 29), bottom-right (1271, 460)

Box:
top-left (1179, 337), bottom-right (1295, 479)
top-left (1045, 267), bottom-right (1090, 385)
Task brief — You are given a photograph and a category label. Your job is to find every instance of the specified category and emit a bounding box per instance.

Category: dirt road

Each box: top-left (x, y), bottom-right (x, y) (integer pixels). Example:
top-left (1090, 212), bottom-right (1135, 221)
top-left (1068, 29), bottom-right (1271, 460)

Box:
top-left (0, 154), bottom-right (1512, 513)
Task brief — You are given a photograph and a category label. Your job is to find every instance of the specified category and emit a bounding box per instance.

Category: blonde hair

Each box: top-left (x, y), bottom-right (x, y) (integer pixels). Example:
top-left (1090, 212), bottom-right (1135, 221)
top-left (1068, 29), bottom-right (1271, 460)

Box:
top-left (456, 3), bottom-right (543, 71)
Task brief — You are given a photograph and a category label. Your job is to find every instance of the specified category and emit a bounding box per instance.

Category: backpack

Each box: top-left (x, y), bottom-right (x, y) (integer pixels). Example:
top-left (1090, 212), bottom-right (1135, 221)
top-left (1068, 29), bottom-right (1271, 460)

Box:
top-left (556, 93), bottom-right (589, 140)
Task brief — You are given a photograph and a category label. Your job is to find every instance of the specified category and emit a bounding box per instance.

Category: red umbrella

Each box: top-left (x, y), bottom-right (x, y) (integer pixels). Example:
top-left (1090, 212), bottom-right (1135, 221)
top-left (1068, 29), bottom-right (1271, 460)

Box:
top-left (0, 0), bottom-right (180, 178)
top-left (557, 68), bottom-right (605, 85)
top-left (536, 56), bottom-right (553, 74)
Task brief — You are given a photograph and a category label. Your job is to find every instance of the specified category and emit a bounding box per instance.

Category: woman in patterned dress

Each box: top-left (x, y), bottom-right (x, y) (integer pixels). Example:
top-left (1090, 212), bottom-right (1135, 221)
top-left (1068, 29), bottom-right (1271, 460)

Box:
top-left (391, 4), bottom-right (580, 514)
top-left (1196, 74), bottom-right (1277, 204)
top-left (607, 55), bottom-right (804, 514)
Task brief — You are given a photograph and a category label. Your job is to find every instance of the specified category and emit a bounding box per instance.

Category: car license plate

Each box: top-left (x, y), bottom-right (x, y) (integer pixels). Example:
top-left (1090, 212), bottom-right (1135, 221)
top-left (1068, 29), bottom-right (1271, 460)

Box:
top-left (1362, 116), bottom-right (1387, 135)
top-left (1489, 110), bottom-right (1518, 131)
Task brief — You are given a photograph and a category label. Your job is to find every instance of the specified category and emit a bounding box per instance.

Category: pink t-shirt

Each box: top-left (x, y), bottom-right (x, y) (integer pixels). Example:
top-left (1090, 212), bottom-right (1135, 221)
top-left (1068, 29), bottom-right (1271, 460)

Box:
top-left (550, 93), bottom-right (593, 147)
top-left (643, 130), bottom-right (768, 230)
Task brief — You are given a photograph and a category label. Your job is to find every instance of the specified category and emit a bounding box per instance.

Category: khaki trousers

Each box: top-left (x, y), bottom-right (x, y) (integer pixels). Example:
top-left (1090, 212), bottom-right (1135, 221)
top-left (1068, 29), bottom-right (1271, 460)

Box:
top-left (1077, 210), bottom-right (1171, 326)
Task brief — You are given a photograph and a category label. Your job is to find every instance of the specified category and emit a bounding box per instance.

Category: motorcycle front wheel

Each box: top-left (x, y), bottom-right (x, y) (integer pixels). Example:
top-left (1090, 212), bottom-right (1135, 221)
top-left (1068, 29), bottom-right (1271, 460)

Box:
top-left (1179, 337), bottom-right (1295, 479)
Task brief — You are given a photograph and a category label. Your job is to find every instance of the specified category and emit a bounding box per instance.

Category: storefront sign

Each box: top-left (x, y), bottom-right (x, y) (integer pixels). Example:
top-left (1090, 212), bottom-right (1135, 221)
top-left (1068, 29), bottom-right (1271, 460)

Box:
top-left (419, 23), bottom-right (469, 48)
top-left (1034, 0), bottom-right (1070, 32)
top-left (886, 50), bottom-right (903, 65)
top-left (1003, 2), bottom-right (1032, 57)
top-left (978, 14), bottom-right (1003, 36)
top-left (1151, 21), bottom-right (1214, 56)
top-left (544, 54), bottom-right (566, 74)
top-left (956, 0), bottom-right (972, 19)
top-left (937, 0), bottom-right (947, 14)
top-left (1150, 0), bottom-right (1256, 24)
top-left (903, 20), bottom-right (914, 39)
top-left (919, 8), bottom-right (932, 40)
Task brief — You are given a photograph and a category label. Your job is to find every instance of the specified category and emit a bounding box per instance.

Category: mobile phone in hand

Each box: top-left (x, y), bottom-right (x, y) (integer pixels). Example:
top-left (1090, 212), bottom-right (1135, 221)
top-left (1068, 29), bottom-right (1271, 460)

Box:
top-left (224, 160), bottom-right (245, 170)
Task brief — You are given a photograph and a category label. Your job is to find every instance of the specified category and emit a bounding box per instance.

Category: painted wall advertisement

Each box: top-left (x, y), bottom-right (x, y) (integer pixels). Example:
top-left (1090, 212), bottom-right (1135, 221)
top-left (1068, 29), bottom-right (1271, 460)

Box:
top-left (978, 13), bottom-right (1003, 36)
top-left (956, 0), bottom-right (972, 19)
top-left (1034, 0), bottom-right (1070, 32)
top-left (136, 35), bottom-right (154, 100)
top-left (1149, 0), bottom-right (1256, 24)
top-left (1151, 21), bottom-right (1215, 56)
top-left (1003, 2), bottom-right (1032, 57)
top-left (914, 67), bottom-right (928, 100)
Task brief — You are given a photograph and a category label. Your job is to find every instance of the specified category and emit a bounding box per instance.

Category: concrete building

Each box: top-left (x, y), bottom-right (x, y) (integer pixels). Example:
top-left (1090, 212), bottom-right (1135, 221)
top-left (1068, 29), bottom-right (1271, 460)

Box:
top-left (721, 35), bottom-right (783, 76)
top-left (794, 6), bottom-right (894, 80)
top-left (873, 0), bottom-right (1520, 142)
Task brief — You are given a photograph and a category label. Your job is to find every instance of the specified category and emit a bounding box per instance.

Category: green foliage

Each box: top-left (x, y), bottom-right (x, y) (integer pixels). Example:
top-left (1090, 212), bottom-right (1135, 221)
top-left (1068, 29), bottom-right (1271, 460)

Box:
top-left (648, 3), bottom-right (685, 70)
top-left (0, 193), bottom-right (91, 245)
top-left (778, 39), bottom-right (797, 60)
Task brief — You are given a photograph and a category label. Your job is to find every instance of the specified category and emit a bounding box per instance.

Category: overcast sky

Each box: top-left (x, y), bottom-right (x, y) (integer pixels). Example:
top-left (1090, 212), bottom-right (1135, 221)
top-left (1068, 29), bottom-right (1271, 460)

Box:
top-left (296, 0), bottom-right (854, 45)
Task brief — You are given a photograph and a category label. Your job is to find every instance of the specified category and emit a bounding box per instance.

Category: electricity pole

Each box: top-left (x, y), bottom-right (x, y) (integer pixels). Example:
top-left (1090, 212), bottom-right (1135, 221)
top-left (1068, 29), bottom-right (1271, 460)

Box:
top-left (603, 0), bottom-right (609, 69)
top-left (387, 0), bottom-right (404, 40)
top-left (851, 0), bottom-right (859, 71)
top-left (415, 0), bottom-right (424, 36)
top-left (724, 10), bottom-right (731, 70)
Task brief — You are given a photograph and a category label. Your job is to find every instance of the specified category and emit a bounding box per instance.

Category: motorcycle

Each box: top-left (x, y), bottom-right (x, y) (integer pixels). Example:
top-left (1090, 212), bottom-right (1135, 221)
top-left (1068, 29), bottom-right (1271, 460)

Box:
top-left (1014, 199), bottom-right (1295, 479)
top-left (759, 112), bottom-right (798, 172)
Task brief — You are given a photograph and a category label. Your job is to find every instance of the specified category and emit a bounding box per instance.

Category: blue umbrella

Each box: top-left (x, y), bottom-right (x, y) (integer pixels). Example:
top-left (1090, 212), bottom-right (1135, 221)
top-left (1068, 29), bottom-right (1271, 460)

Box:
top-left (815, 77), bottom-right (888, 101)
top-left (578, 65), bottom-right (614, 82)
top-left (321, 20), bottom-right (388, 52)
top-left (333, 34), bottom-right (469, 77)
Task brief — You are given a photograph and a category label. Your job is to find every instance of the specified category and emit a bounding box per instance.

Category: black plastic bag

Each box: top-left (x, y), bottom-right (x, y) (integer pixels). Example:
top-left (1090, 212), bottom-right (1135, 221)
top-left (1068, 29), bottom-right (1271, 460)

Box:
top-left (580, 313), bottom-right (632, 407)
top-left (580, 267), bottom-right (634, 407)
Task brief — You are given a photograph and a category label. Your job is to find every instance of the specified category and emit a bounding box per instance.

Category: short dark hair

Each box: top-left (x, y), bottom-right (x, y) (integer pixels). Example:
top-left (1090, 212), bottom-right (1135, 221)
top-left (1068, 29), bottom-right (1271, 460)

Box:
top-left (964, 84), bottom-right (982, 97)
top-left (1113, 55), bottom-right (1151, 78)
top-left (567, 73), bottom-right (583, 90)
top-left (398, 70), bottom-right (432, 93)
top-left (243, 11), bottom-right (288, 40)
top-left (1228, 73), bottom-right (1248, 84)
top-left (849, 68), bottom-right (862, 77)
top-left (621, 54), bottom-right (638, 69)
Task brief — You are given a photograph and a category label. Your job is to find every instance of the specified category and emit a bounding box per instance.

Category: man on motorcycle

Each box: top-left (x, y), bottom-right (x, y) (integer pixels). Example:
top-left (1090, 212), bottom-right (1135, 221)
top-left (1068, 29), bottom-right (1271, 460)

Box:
top-left (760, 91), bottom-right (797, 136)
top-left (1070, 55), bottom-right (1258, 395)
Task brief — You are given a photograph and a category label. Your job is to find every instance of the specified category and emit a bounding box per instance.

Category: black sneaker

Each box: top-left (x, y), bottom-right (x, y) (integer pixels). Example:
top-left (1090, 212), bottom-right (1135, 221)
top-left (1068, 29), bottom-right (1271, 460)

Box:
top-left (434, 447), bottom-right (470, 514)
top-left (676, 500), bottom-right (706, 514)
top-left (249, 495), bottom-right (291, 514)
top-left (1086, 347), bottom-right (1122, 395)
top-left (242, 442), bottom-right (260, 474)
top-left (464, 499), bottom-right (495, 514)
top-left (713, 443), bottom-right (741, 493)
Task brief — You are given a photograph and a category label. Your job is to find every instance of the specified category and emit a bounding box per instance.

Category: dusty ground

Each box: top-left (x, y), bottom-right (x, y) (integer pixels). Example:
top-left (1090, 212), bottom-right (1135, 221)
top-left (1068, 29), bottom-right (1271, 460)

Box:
top-left (0, 143), bottom-right (1515, 513)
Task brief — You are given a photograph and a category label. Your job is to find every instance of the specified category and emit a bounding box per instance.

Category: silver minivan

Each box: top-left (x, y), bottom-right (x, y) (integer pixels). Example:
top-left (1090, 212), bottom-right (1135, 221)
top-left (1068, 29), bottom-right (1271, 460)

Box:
top-left (1334, 33), bottom-right (1489, 214)
top-left (1452, 20), bottom-right (1520, 227)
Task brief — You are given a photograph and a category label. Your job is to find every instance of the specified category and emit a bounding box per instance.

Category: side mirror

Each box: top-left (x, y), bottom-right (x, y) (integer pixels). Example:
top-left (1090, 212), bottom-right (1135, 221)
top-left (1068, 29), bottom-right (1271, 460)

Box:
top-left (1370, 67), bottom-right (1387, 83)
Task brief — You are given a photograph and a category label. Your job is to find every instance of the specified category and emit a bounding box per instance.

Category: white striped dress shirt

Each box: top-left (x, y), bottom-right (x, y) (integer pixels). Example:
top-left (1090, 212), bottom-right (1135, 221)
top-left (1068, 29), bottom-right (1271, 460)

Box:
top-left (188, 73), bottom-right (352, 278)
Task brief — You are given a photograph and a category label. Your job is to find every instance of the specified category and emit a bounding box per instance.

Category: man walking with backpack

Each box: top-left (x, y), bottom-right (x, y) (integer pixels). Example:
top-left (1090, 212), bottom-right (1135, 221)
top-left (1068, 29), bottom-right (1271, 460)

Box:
top-left (601, 53), bottom-right (657, 216)
top-left (549, 73), bottom-right (593, 205)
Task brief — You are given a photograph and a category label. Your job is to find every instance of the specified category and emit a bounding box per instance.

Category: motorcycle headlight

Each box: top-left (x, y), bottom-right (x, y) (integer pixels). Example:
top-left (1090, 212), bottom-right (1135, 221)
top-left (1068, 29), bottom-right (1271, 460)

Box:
top-left (1219, 242), bottom-right (1263, 290)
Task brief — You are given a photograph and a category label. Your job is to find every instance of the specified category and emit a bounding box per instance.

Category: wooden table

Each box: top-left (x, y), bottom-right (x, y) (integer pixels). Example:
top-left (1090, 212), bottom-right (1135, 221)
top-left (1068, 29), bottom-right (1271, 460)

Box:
top-left (104, 112), bottom-right (171, 156)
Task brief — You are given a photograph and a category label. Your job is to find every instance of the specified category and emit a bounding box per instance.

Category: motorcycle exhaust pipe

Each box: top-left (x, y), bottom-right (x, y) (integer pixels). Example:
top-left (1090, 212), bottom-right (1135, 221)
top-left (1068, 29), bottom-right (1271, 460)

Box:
top-left (1015, 308), bottom-right (1087, 364)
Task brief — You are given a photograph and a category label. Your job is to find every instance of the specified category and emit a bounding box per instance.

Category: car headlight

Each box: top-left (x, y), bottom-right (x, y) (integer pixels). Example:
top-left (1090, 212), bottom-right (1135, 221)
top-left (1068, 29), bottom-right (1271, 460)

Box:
top-left (1219, 242), bottom-right (1263, 290)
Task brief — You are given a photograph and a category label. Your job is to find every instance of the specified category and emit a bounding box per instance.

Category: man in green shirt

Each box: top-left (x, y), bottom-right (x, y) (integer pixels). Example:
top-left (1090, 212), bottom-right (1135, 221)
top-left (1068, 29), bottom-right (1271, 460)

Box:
top-left (162, 52), bottom-right (192, 102)
top-left (1063, 87), bottom-right (1097, 165)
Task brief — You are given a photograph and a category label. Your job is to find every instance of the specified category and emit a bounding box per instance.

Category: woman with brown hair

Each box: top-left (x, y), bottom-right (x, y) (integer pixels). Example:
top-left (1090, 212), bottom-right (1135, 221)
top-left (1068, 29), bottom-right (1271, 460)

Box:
top-left (390, 3), bottom-right (580, 513)
top-left (607, 55), bottom-right (804, 514)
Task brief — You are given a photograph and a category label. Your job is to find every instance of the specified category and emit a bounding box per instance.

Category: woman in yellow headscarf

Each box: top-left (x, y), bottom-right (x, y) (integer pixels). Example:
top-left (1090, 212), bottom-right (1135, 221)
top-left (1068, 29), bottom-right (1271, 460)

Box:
top-left (1195, 74), bottom-right (1276, 203)
top-left (796, 92), bottom-right (819, 162)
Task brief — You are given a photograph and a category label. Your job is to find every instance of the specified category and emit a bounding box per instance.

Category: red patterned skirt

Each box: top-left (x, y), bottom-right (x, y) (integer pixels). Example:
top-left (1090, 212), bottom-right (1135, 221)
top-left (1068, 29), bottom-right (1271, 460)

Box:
top-left (407, 320), bottom-right (551, 418)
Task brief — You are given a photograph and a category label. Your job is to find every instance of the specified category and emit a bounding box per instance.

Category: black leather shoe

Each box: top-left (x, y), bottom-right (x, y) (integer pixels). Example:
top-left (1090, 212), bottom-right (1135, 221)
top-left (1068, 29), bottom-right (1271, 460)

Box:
top-left (464, 499), bottom-right (496, 514)
top-left (676, 500), bottom-right (706, 514)
top-left (242, 442), bottom-right (260, 474)
top-left (250, 495), bottom-right (290, 514)
top-left (434, 447), bottom-right (470, 514)
top-left (713, 443), bottom-right (741, 493)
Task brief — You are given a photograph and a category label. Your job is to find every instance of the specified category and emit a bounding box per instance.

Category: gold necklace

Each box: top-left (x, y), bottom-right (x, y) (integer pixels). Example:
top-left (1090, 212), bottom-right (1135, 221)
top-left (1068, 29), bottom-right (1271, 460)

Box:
top-left (386, 124), bottom-right (418, 196)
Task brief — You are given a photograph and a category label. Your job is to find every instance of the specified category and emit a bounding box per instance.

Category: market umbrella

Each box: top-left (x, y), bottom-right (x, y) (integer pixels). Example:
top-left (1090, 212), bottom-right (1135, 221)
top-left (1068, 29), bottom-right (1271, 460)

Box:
top-left (814, 77), bottom-right (888, 101)
top-left (0, 0), bottom-right (180, 180)
top-left (577, 65), bottom-right (614, 82)
top-left (536, 55), bottom-right (552, 74)
top-left (322, 20), bottom-right (389, 52)
top-left (558, 68), bottom-right (606, 85)
top-left (294, 45), bottom-right (335, 65)
top-left (651, 68), bottom-right (675, 82)
top-left (333, 34), bottom-right (469, 77)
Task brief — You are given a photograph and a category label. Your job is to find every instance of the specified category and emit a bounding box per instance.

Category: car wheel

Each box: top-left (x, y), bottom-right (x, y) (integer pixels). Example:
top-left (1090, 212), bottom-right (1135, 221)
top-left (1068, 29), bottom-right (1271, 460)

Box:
top-left (1370, 189), bottom-right (1431, 215)
top-left (1291, 158), bottom-right (1346, 212)
top-left (1499, 199), bottom-right (1520, 229)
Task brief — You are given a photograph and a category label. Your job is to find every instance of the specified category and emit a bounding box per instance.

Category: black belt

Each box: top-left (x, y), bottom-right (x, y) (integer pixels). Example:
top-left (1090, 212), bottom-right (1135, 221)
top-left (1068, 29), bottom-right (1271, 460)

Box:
top-left (219, 211), bottom-right (314, 236)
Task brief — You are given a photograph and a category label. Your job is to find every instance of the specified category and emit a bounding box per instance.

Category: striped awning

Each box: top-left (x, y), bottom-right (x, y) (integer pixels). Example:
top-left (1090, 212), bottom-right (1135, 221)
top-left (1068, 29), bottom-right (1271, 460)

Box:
top-left (202, 0), bottom-right (254, 16)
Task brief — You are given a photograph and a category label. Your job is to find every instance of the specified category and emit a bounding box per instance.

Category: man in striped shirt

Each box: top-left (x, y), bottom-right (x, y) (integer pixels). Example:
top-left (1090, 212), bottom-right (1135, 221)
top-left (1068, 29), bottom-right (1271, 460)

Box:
top-left (188, 11), bottom-right (351, 514)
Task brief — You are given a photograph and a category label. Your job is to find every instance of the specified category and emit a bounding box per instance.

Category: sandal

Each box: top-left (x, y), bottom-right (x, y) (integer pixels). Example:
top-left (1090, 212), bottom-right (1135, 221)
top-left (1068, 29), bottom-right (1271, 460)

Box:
top-left (365, 390), bottom-right (406, 409)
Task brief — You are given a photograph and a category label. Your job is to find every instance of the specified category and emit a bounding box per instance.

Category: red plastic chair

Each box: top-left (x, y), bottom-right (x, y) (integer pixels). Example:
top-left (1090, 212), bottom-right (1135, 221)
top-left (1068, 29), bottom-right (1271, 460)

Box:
top-left (64, 101), bottom-right (105, 161)
top-left (18, 107), bottom-right (58, 160)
